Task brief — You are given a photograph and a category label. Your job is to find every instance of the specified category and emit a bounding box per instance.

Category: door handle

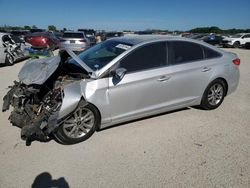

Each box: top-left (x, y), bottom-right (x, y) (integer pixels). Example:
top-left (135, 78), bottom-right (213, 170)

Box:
top-left (202, 67), bottom-right (211, 72)
top-left (157, 76), bottom-right (171, 82)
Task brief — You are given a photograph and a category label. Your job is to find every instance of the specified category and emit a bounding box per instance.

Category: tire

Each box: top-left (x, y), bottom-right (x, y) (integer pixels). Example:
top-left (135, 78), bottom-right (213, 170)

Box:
top-left (200, 79), bottom-right (226, 110)
top-left (54, 102), bottom-right (100, 145)
top-left (5, 53), bottom-right (14, 66)
top-left (233, 41), bottom-right (240, 48)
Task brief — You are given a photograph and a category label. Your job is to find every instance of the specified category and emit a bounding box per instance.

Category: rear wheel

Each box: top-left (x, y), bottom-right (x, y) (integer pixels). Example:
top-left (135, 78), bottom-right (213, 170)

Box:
top-left (200, 79), bottom-right (226, 110)
top-left (54, 102), bottom-right (100, 145)
top-left (5, 53), bottom-right (14, 66)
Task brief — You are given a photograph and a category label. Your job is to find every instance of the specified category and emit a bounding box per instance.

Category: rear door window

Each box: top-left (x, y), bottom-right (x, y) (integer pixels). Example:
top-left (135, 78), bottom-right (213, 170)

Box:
top-left (119, 42), bottom-right (167, 73)
top-left (203, 46), bottom-right (221, 59)
top-left (168, 41), bottom-right (204, 65)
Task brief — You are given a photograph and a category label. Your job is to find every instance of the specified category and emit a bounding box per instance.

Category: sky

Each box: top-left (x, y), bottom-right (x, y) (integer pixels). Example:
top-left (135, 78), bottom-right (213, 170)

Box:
top-left (0, 0), bottom-right (250, 31)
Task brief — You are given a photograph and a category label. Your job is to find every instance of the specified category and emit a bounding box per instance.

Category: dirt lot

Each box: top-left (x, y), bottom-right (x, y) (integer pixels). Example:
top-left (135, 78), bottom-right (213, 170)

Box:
top-left (0, 48), bottom-right (249, 188)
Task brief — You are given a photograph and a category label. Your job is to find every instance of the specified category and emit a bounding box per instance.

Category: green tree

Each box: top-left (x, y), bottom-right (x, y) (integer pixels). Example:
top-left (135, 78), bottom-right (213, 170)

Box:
top-left (209, 26), bottom-right (222, 33)
top-left (24, 25), bottom-right (31, 30)
top-left (32, 25), bottom-right (37, 29)
top-left (63, 27), bottom-right (67, 31)
top-left (48, 25), bottom-right (56, 31)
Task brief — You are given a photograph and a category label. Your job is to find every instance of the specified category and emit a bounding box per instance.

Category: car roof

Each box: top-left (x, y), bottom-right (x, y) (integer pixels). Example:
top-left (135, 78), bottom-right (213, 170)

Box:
top-left (94, 34), bottom-right (226, 78)
top-left (233, 33), bottom-right (250, 35)
top-left (27, 32), bottom-right (51, 36)
top-left (108, 34), bottom-right (200, 45)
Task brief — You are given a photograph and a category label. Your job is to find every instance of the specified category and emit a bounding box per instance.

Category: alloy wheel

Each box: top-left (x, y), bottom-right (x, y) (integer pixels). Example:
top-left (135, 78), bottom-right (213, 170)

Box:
top-left (62, 107), bottom-right (95, 139)
top-left (207, 83), bottom-right (224, 106)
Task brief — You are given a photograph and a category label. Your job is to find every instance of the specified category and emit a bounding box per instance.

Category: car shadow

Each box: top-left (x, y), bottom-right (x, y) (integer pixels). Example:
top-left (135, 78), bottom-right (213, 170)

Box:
top-left (31, 172), bottom-right (69, 188)
top-left (0, 63), bottom-right (6, 67)
top-left (99, 107), bottom-right (191, 132)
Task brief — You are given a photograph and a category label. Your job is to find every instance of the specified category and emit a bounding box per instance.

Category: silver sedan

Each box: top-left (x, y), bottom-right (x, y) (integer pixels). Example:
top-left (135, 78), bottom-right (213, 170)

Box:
top-left (3, 35), bottom-right (240, 145)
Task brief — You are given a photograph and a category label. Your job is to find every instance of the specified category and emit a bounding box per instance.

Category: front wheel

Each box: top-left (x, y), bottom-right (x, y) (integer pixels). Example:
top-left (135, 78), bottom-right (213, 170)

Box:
top-left (5, 53), bottom-right (14, 66)
top-left (200, 79), bottom-right (226, 110)
top-left (54, 102), bottom-right (100, 145)
top-left (233, 41), bottom-right (240, 48)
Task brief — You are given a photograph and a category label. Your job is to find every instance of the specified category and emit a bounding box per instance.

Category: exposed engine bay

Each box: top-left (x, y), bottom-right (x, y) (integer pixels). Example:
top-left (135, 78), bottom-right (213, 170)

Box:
top-left (2, 50), bottom-right (90, 145)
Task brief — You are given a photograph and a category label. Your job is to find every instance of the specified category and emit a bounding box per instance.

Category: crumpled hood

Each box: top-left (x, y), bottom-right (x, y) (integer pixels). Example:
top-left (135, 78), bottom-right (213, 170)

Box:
top-left (18, 56), bottom-right (61, 85)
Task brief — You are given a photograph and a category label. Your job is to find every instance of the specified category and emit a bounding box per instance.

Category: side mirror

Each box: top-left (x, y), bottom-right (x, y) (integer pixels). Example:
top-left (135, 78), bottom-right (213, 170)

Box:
top-left (114, 68), bottom-right (127, 80)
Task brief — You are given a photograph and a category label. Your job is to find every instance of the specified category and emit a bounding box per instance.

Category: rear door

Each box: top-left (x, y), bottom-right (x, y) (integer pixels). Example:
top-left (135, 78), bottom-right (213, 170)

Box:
top-left (165, 41), bottom-right (220, 105)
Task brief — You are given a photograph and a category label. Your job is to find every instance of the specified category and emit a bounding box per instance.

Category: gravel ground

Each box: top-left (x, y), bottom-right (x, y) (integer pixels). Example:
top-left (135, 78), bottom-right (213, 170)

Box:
top-left (0, 48), bottom-right (249, 188)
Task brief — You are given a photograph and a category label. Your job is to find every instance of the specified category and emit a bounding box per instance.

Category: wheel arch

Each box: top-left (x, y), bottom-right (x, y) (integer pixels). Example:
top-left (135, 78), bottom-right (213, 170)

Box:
top-left (84, 99), bottom-right (102, 130)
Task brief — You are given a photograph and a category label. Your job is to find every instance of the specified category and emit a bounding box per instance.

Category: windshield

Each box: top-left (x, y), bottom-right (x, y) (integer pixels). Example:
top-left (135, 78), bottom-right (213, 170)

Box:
top-left (230, 34), bottom-right (242, 38)
top-left (68, 40), bottom-right (133, 71)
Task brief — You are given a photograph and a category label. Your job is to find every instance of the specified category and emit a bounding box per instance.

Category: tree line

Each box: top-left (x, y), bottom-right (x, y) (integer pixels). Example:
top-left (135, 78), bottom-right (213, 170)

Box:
top-left (0, 25), bottom-right (249, 34)
top-left (189, 26), bottom-right (250, 34)
top-left (0, 25), bottom-right (61, 32)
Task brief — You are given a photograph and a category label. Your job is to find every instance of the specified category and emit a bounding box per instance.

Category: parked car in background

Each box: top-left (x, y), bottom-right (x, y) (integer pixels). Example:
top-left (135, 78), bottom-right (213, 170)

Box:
top-left (188, 33), bottom-right (208, 40)
top-left (0, 32), bottom-right (30, 65)
top-left (221, 33), bottom-right (250, 48)
top-left (29, 28), bottom-right (46, 33)
top-left (60, 31), bottom-right (90, 51)
top-left (135, 31), bottom-right (154, 35)
top-left (201, 34), bottom-right (224, 46)
top-left (105, 32), bottom-right (124, 40)
top-left (11, 30), bottom-right (30, 41)
top-left (78, 29), bottom-right (96, 46)
top-left (25, 32), bottom-right (60, 50)
top-left (3, 35), bottom-right (240, 145)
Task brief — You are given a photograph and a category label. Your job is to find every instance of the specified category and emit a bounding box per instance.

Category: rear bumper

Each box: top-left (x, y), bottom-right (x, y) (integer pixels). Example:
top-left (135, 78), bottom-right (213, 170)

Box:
top-left (227, 66), bottom-right (240, 96)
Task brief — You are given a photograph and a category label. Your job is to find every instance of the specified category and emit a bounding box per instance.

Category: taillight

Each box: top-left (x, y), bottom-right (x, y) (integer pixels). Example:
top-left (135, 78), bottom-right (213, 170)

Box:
top-left (79, 39), bottom-right (86, 42)
top-left (233, 58), bottom-right (240, 66)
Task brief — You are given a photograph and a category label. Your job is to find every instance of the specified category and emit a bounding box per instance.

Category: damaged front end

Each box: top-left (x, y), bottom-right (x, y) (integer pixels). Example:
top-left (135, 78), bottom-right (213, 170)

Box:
top-left (3, 81), bottom-right (62, 145)
top-left (2, 51), bottom-right (91, 145)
